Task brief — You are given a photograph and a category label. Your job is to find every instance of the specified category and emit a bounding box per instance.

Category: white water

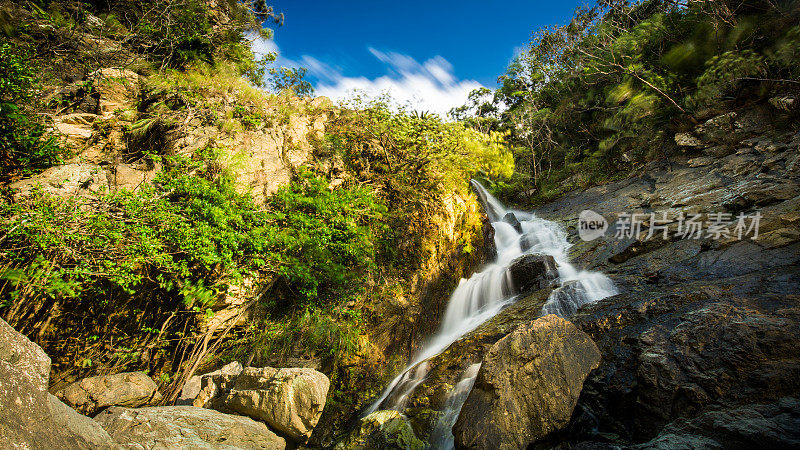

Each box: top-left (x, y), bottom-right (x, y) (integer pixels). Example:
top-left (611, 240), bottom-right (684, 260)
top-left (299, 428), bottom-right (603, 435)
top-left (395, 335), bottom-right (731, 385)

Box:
top-left (365, 180), bottom-right (617, 421)
top-left (429, 363), bottom-right (482, 449)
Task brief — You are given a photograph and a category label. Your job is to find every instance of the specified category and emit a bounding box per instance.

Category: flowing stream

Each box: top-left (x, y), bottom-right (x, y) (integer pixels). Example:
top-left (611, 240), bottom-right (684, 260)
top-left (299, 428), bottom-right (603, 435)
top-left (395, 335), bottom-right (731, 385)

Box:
top-left (365, 180), bottom-right (617, 446)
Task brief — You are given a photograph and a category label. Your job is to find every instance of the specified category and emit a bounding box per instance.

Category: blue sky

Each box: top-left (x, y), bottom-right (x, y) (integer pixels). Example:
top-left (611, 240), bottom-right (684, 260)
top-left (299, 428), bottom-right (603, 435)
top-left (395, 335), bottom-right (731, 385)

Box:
top-left (255, 1), bottom-right (587, 114)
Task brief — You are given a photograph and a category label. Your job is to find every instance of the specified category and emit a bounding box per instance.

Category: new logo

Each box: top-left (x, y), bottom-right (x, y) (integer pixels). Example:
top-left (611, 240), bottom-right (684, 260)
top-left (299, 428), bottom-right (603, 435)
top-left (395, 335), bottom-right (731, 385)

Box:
top-left (578, 210), bottom-right (608, 241)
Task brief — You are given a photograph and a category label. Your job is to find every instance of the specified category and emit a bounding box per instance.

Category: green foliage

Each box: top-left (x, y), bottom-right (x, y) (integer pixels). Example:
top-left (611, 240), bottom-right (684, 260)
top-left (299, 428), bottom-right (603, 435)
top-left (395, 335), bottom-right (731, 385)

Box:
top-left (692, 50), bottom-right (767, 106)
top-left (0, 158), bottom-right (388, 314)
top-left (269, 67), bottom-right (315, 97)
top-left (267, 168), bottom-right (387, 303)
top-left (0, 43), bottom-right (66, 179)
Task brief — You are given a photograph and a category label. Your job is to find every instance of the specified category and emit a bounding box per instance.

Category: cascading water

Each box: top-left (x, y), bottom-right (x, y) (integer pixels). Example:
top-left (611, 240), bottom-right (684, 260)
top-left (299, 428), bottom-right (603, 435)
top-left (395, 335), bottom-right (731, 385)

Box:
top-left (365, 180), bottom-right (617, 442)
top-left (429, 363), bottom-right (482, 448)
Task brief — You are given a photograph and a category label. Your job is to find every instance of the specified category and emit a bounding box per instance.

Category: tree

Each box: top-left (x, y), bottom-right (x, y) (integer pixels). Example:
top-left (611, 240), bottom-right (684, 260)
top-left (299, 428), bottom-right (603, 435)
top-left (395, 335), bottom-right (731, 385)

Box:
top-left (269, 67), bottom-right (314, 97)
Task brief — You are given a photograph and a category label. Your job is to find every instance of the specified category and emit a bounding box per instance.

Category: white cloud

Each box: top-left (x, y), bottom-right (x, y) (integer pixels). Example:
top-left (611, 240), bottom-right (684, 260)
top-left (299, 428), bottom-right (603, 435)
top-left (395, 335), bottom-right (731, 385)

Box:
top-left (316, 49), bottom-right (483, 117)
top-left (247, 31), bottom-right (279, 58)
top-left (248, 36), bottom-right (483, 117)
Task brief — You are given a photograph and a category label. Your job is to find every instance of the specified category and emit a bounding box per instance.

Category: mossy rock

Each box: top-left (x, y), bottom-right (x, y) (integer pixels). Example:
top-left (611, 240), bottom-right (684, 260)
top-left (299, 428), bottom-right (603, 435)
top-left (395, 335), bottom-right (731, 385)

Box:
top-left (334, 410), bottom-right (424, 450)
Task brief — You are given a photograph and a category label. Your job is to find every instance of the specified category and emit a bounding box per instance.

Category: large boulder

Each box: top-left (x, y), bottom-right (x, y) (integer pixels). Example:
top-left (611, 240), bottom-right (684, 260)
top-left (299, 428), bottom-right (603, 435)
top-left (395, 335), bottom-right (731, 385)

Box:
top-left (0, 318), bottom-right (109, 449)
top-left (48, 394), bottom-right (117, 449)
top-left (453, 314), bottom-right (601, 450)
top-left (56, 371), bottom-right (163, 416)
top-left (94, 405), bottom-right (285, 449)
top-left (220, 367), bottom-right (330, 442)
top-left (334, 410), bottom-right (424, 450)
top-left (507, 253), bottom-right (558, 295)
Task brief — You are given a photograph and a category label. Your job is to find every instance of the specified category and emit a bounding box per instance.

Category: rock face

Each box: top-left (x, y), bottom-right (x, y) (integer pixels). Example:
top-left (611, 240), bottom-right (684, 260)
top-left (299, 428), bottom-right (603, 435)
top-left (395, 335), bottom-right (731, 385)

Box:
top-left (95, 405), bottom-right (286, 449)
top-left (634, 398), bottom-right (800, 449)
top-left (56, 371), bottom-right (163, 416)
top-left (221, 367), bottom-right (330, 442)
top-left (453, 315), bottom-right (601, 449)
top-left (0, 318), bottom-right (113, 449)
top-left (528, 118), bottom-right (800, 447)
top-left (335, 410), bottom-right (424, 450)
top-left (507, 253), bottom-right (558, 295)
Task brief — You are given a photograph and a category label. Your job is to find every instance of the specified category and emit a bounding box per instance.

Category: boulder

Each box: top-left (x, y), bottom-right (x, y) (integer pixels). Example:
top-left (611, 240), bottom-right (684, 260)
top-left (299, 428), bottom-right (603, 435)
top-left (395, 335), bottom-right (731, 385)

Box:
top-left (179, 361), bottom-right (243, 405)
top-left (0, 318), bottom-right (106, 449)
top-left (56, 371), bottom-right (162, 416)
top-left (502, 211), bottom-right (523, 233)
top-left (95, 405), bottom-right (285, 449)
top-left (507, 253), bottom-right (558, 295)
top-left (48, 394), bottom-right (117, 449)
top-left (220, 367), bottom-right (330, 442)
top-left (334, 410), bottom-right (424, 450)
top-left (453, 315), bottom-right (601, 450)
top-left (10, 163), bottom-right (108, 199)
top-left (481, 215), bottom-right (498, 262)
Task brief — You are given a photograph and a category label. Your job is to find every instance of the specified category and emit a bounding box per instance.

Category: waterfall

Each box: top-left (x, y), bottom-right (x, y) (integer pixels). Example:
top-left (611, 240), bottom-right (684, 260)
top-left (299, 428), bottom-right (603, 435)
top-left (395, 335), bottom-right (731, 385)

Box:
top-left (365, 180), bottom-right (617, 424)
top-left (429, 363), bottom-right (482, 449)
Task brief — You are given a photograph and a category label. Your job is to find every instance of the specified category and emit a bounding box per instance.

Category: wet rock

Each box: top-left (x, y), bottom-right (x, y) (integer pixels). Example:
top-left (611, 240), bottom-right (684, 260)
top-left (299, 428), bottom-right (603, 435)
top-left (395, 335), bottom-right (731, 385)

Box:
top-left (633, 397), bottom-right (800, 449)
top-left (334, 410), bottom-right (424, 450)
top-left (453, 315), bottom-right (601, 450)
top-left (507, 253), bottom-right (558, 295)
top-left (56, 371), bottom-right (163, 416)
top-left (207, 366), bottom-right (330, 442)
top-left (0, 318), bottom-right (108, 449)
top-left (503, 211), bottom-right (523, 233)
top-left (482, 215), bottom-right (498, 261)
top-left (565, 272), bottom-right (800, 446)
top-left (95, 405), bottom-right (285, 449)
top-left (769, 96), bottom-right (796, 112)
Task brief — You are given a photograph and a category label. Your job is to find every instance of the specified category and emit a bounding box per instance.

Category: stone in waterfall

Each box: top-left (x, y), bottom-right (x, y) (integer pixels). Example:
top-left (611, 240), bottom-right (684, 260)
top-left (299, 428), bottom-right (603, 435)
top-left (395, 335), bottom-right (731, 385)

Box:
top-left (481, 215), bottom-right (498, 261)
top-left (453, 314), bottom-right (601, 450)
top-left (502, 211), bottom-right (523, 233)
top-left (95, 405), bottom-right (286, 449)
top-left (210, 366), bottom-right (330, 442)
top-left (334, 410), bottom-right (424, 450)
top-left (56, 371), bottom-right (163, 416)
top-left (507, 253), bottom-right (558, 295)
top-left (0, 318), bottom-right (116, 449)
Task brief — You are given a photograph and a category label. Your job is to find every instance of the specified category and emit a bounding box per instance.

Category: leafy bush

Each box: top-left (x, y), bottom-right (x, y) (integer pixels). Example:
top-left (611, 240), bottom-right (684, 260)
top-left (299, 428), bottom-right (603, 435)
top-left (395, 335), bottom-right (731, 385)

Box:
top-left (692, 50), bottom-right (767, 106)
top-left (267, 168), bottom-right (388, 303)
